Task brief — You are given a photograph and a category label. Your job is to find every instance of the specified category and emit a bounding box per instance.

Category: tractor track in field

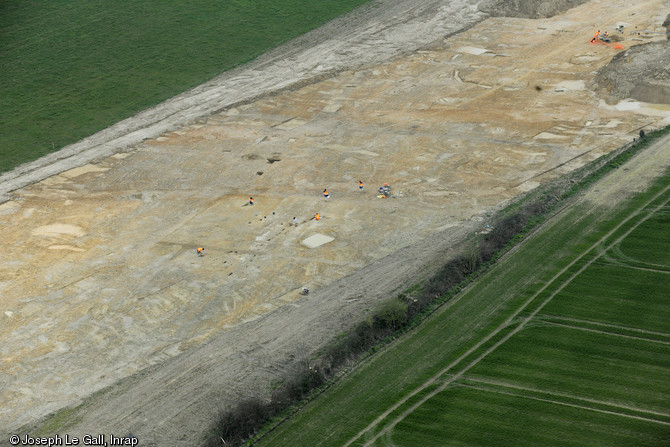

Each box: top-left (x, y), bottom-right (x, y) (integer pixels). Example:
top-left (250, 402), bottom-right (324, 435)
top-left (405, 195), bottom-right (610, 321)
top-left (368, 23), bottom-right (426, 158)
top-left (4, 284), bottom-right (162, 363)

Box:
top-left (538, 320), bottom-right (670, 346)
top-left (537, 315), bottom-right (670, 339)
top-left (459, 378), bottom-right (670, 424)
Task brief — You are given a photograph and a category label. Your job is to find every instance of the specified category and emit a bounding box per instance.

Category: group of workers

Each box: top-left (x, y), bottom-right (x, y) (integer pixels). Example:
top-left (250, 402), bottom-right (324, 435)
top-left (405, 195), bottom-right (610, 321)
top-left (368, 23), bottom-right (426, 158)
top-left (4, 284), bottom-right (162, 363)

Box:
top-left (589, 28), bottom-right (625, 50)
top-left (590, 29), bottom-right (608, 43)
top-left (197, 180), bottom-right (388, 257)
top-left (311, 181), bottom-right (367, 223)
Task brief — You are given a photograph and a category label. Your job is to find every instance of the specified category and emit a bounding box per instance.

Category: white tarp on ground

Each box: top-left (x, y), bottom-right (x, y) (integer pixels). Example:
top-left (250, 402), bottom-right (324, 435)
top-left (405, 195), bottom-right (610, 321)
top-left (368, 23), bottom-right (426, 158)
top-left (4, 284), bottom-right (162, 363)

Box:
top-left (301, 233), bottom-right (335, 248)
top-left (457, 46), bottom-right (490, 55)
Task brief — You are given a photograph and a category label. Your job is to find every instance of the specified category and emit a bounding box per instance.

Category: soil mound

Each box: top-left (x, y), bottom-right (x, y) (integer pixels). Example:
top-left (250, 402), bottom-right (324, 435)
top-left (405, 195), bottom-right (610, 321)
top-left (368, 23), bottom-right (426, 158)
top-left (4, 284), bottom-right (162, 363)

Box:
top-left (480, 0), bottom-right (589, 18)
top-left (592, 40), bottom-right (670, 105)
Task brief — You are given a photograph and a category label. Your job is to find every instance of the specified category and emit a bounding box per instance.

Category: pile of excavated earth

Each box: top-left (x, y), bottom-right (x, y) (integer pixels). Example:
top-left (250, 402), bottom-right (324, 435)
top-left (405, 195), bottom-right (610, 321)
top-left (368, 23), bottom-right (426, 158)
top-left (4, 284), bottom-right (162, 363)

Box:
top-left (1, 0), bottom-right (669, 445)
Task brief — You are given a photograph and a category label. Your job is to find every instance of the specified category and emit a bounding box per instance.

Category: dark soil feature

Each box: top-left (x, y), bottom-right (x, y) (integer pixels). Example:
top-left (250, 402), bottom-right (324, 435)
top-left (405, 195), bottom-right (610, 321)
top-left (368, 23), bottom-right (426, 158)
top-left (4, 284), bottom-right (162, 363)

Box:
top-left (479, 0), bottom-right (589, 18)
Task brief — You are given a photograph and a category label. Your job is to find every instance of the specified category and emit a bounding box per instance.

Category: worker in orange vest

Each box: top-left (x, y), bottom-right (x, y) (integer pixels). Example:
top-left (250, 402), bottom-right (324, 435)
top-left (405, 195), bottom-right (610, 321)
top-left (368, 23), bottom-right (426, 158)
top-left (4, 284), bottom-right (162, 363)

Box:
top-left (197, 247), bottom-right (205, 257)
top-left (359, 181), bottom-right (363, 190)
top-left (249, 197), bottom-right (254, 205)
top-left (590, 30), bottom-right (600, 43)
top-left (315, 213), bottom-right (321, 221)
top-left (323, 189), bottom-right (330, 199)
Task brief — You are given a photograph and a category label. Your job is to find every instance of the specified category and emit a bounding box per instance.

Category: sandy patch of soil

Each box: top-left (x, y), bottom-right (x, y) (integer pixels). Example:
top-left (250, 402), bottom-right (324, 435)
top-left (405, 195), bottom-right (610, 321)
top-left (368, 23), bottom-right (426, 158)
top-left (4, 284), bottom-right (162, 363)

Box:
top-left (31, 224), bottom-right (86, 238)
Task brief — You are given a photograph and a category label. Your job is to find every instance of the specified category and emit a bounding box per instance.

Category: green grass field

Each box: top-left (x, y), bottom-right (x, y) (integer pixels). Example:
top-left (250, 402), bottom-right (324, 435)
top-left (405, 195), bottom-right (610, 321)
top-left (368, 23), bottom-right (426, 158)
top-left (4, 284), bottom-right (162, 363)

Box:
top-left (390, 387), bottom-right (668, 447)
top-left (256, 162), bottom-right (670, 445)
top-left (616, 210), bottom-right (670, 269)
top-left (0, 0), bottom-right (370, 173)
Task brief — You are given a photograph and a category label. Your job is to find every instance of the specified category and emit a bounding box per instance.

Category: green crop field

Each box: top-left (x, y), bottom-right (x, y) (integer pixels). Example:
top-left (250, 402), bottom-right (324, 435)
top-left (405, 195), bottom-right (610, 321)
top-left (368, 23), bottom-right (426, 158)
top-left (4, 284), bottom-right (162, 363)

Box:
top-left (0, 0), bottom-right (370, 173)
top-left (615, 210), bottom-right (670, 269)
top-left (256, 161), bottom-right (670, 446)
top-left (389, 387), bottom-right (668, 447)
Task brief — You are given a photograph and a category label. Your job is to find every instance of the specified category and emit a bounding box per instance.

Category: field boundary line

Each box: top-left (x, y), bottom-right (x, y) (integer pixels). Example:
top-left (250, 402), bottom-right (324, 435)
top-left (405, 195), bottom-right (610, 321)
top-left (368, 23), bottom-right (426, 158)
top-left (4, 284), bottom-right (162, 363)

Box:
top-left (348, 183), bottom-right (670, 447)
top-left (536, 315), bottom-right (670, 339)
top-left (458, 382), bottom-right (670, 426)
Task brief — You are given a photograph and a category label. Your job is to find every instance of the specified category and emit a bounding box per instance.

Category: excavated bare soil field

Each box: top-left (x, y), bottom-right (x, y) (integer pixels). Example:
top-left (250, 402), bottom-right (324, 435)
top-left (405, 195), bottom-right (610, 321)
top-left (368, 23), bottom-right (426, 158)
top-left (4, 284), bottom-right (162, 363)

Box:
top-left (1, 0), bottom-right (669, 445)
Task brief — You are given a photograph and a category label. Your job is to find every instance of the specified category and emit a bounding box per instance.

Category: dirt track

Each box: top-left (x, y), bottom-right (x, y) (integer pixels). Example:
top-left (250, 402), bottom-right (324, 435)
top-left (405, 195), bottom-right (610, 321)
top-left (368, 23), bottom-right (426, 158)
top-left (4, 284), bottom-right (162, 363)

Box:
top-left (1, 0), bottom-right (669, 445)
